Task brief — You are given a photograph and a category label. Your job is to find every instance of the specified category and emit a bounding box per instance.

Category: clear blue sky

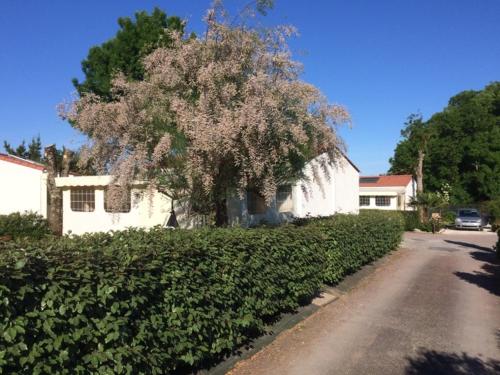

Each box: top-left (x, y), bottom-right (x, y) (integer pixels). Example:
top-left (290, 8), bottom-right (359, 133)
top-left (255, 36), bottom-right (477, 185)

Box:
top-left (1, 0), bottom-right (499, 174)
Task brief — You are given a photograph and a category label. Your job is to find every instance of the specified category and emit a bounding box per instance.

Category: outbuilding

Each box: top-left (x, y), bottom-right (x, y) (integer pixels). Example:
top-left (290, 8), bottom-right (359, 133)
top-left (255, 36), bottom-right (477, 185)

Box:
top-left (0, 153), bottom-right (48, 217)
top-left (359, 174), bottom-right (416, 211)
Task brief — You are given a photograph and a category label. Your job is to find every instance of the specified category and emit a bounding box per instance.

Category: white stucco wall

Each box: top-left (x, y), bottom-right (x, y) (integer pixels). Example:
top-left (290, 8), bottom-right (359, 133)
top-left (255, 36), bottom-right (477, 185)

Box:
top-left (332, 156), bottom-right (360, 214)
top-left (359, 180), bottom-right (416, 211)
top-left (227, 153), bottom-right (359, 226)
top-left (0, 159), bottom-right (47, 217)
top-left (56, 176), bottom-right (172, 235)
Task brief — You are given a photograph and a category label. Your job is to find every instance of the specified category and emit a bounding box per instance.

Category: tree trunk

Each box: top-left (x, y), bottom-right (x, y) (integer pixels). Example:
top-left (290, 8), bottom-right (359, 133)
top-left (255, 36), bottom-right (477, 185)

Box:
top-left (44, 145), bottom-right (62, 235)
top-left (215, 198), bottom-right (228, 227)
top-left (61, 148), bottom-right (73, 177)
top-left (416, 148), bottom-right (425, 223)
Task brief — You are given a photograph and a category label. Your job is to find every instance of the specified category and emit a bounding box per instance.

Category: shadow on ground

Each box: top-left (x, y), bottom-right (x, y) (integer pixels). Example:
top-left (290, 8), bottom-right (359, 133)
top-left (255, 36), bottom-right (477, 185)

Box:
top-left (453, 246), bottom-right (500, 297)
top-left (444, 240), bottom-right (493, 252)
top-left (405, 349), bottom-right (500, 374)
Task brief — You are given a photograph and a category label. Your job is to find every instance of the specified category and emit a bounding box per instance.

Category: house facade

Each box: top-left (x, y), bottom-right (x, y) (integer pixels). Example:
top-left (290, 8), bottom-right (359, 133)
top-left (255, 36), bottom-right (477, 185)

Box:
top-left (359, 174), bottom-right (416, 211)
top-left (55, 153), bottom-right (360, 234)
top-left (0, 153), bottom-right (48, 217)
top-left (55, 175), bottom-right (174, 235)
top-left (227, 153), bottom-right (360, 226)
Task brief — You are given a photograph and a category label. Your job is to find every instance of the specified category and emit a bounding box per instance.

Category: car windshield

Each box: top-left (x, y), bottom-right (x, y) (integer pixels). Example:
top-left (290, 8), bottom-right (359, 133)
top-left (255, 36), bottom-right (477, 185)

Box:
top-left (459, 211), bottom-right (480, 218)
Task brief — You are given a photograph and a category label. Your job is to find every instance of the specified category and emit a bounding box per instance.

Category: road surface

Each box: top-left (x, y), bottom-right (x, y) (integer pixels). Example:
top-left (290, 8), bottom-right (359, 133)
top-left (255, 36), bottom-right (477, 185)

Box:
top-left (229, 231), bottom-right (500, 375)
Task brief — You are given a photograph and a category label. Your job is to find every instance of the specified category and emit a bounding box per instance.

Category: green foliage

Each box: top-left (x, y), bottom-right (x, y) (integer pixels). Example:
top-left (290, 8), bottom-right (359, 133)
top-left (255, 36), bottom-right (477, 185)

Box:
top-left (389, 82), bottom-right (500, 203)
top-left (389, 113), bottom-right (434, 176)
top-left (0, 213), bottom-right (403, 373)
top-left (3, 136), bottom-right (42, 163)
top-left (441, 211), bottom-right (457, 226)
top-left (360, 209), bottom-right (419, 232)
top-left (0, 212), bottom-right (50, 240)
top-left (401, 211), bottom-right (420, 231)
top-left (73, 8), bottom-right (184, 100)
top-left (296, 211), bottom-right (404, 284)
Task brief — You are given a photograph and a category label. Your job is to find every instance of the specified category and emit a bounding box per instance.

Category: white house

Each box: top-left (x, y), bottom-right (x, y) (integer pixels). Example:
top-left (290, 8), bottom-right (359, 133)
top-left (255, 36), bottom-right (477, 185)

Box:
top-left (0, 153), bottom-right (48, 217)
top-left (55, 152), bottom-right (360, 234)
top-left (359, 174), bottom-right (416, 211)
top-left (227, 153), bottom-right (360, 226)
top-left (55, 175), bottom-right (174, 235)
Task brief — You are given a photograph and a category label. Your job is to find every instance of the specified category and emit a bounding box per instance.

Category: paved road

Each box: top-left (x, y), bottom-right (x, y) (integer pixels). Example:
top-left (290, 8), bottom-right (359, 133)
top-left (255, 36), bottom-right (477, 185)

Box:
top-left (229, 231), bottom-right (500, 375)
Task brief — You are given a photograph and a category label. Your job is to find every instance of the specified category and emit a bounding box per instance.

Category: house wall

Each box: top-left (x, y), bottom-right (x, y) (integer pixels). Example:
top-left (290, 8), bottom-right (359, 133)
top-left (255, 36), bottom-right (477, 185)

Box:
top-left (60, 187), bottom-right (172, 235)
top-left (227, 153), bottom-right (359, 226)
top-left (359, 180), bottom-right (416, 211)
top-left (405, 180), bottom-right (417, 210)
top-left (332, 156), bottom-right (360, 214)
top-left (358, 193), bottom-right (399, 210)
top-left (0, 159), bottom-right (47, 217)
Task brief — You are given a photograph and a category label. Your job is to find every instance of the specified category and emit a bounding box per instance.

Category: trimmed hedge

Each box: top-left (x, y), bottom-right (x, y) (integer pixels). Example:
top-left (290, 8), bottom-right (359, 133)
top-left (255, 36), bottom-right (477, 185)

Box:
top-left (0, 211), bottom-right (403, 374)
top-left (301, 210), bottom-right (404, 284)
top-left (360, 209), bottom-right (419, 232)
top-left (0, 212), bottom-right (50, 240)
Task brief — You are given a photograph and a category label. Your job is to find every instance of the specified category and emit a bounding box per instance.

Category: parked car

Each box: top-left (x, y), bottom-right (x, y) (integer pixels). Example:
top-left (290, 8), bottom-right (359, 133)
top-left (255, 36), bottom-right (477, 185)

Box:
top-left (455, 209), bottom-right (483, 230)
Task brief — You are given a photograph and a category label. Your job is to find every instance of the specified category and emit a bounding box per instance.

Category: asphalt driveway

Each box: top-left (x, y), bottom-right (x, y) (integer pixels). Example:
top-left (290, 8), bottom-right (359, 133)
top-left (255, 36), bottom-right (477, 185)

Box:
top-left (229, 231), bottom-right (500, 375)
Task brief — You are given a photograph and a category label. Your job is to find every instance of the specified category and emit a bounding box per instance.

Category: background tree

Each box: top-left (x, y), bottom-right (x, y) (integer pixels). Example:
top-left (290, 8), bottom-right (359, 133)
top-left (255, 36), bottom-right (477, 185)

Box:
top-left (72, 8), bottom-right (184, 101)
top-left (61, 2), bottom-right (349, 226)
top-left (389, 81), bottom-right (500, 205)
top-left (3, 136), bottom-right (42, 162)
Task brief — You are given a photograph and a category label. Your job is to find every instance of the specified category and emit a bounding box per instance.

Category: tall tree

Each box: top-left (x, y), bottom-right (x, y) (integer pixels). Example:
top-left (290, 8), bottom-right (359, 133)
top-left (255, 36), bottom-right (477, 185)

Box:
top-left (389, 82), bottom-right (500, 204)
top-left (72, 8), bottom-right (184, 101)
top-left (3, 136), bottom-right (42, 162)
top-left (60, 2), bottom-right (349, 225)
top-left (390, 114), bottom-right (433, 194)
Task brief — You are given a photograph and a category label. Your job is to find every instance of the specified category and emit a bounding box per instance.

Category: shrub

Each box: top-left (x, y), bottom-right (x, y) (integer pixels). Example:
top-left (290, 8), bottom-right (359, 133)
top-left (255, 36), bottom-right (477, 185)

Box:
top-left (360, 209), bottom-right (418, 231)
top-left (0, 212), bottom-right (50, 240)
top-left (0, 226), bottom-right (325, 373)
top-left (302, 211), bottom-right (404, 284)
top-left (0, 212), bottom-right (403, 373)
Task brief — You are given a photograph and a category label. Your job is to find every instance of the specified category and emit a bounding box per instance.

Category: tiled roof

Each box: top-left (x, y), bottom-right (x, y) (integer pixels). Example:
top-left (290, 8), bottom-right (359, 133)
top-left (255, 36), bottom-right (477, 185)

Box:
top-left (0, 153), bottom-right (45, 171)
top-left (359, 174), bottom-right (413, 187)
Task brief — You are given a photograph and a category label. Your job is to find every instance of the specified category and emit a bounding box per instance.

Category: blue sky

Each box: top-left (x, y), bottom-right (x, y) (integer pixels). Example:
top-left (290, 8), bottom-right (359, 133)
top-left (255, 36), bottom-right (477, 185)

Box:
top-left (1, 0), bottom-right (499, 174)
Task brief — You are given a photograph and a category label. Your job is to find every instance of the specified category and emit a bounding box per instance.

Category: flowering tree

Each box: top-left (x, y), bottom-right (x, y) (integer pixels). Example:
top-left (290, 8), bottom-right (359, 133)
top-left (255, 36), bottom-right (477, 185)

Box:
top-left (60, 3), bottom-right (349, 225)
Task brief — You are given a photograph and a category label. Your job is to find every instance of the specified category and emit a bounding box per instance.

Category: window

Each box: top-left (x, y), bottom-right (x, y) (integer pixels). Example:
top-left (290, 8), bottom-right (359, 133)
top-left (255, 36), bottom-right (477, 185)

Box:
top-left (359, 196), bottom-right (370, 206)
top-left (375, 196), bottom-right (391, 206)
top-left (247, 191), bottom-right (267, 214)
top-left (70, 188), bottom-right (95, 212)
top-left (276, 185), bottom-right (293, 213)
top-left (104, 188), bottom-right (131, 213)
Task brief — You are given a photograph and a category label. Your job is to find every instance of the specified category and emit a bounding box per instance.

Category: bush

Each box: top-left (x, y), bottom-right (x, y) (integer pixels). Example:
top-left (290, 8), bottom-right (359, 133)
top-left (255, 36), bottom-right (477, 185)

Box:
top-left (360, 209), bottom-right (418, 231)
top-left (0, 226), bottom-right (325, 373)
top-left (0, 212), bottom-right (50, 240)
top-left (0, 212), bottom-right (403, 373)
top-left (401, 211), bottom-right (420, 231)
top-left (302, 211), bottom-right (404, 284)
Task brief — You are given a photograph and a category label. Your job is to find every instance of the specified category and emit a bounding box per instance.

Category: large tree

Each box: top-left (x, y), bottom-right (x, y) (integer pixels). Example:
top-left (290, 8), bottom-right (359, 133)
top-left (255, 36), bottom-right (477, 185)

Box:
top-left (61, 3), bottom-right (349, 225)
top-left (389, 82), bottom-right (500, 203)
top-left (72, 8), bottom-right (184, 101)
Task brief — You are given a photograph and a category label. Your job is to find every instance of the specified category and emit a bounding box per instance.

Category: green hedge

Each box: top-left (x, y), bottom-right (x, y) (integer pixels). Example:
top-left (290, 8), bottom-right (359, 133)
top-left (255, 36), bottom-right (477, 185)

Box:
top-left (360, 209), bottom-right (419, 232)
top-left (0, 211), bottom-right (403, 374)
top-left (301, 211), bottom-right (404, 284)
top-left (0, 212), bottom-right (50, 240)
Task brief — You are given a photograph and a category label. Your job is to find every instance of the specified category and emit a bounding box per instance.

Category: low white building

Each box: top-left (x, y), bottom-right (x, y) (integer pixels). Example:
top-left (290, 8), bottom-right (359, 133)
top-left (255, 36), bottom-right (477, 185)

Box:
top-left (359, 175), bottom-right (416, 211)
top-left (55, 175), bottom-right (174, 235)
top-left (0, 153), bottom-right (48, 217)
top-left (228, 153), bottom-right (360, 226)
top-left (55, 152), bottom-right (360, 234)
